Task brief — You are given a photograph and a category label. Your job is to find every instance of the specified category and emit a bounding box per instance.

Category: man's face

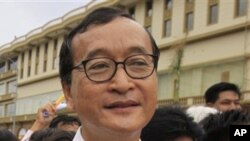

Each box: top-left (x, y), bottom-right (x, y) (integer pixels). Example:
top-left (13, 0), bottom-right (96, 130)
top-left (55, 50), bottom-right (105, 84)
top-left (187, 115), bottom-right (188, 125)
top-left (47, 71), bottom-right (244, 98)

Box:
top-left (63, 17), bottom-right (157, 134)
top-left (211, 91), bottom-right (241, 112)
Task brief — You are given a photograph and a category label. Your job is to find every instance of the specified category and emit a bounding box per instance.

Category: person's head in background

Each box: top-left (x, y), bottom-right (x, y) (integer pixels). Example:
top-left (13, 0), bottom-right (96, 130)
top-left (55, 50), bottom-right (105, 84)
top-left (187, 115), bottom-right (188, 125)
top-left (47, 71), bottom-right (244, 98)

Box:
top-left (204, 82), bottom-right (241, 112)
top-left (49, 115), bottom-right (81, 132)
top-left (141, 106), bottom-right (204, 141)
top-left (59, 6), bottom-right (159, 141)
top-left (199, 109), bottom-right (250, 141)
top-left (30, 128), bottom-right (75, 141)
top-left (0, 128), bottom-right (18, 141)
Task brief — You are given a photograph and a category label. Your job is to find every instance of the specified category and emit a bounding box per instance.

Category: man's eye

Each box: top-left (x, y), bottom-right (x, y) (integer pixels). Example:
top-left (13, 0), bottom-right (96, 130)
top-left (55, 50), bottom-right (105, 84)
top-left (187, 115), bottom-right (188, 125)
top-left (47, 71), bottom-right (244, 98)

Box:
top-left (128, 60), bottom-right (148, 66)
top-left (88, 63), bottom-right (110, 70)
top-left (132, 61), bottom-right (147, 66)
top-left (221, 101), bottom-right (230, 105)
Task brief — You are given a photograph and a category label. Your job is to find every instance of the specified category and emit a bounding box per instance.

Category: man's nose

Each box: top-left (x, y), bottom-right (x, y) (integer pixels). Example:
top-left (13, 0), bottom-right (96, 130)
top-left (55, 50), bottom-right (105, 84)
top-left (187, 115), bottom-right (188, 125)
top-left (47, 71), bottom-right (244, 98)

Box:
top-left (230, 103), bottom-right (238, 110)
top-left (108, 66), bottom-right (134, 94)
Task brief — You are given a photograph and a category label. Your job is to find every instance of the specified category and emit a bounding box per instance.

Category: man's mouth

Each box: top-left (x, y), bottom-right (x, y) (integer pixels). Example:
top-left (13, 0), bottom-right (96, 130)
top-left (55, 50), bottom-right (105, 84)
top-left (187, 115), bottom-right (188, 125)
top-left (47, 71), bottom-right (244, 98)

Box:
top-left (104, 100), bottom-right (140, 109)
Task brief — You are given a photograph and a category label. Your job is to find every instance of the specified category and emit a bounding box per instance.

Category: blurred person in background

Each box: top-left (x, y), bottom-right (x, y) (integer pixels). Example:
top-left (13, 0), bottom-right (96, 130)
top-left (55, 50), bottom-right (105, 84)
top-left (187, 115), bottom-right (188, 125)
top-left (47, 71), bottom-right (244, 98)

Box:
top-left (141, 106), bottom-right (204, 141)
top-left (204, 82), bottom-right (241, 112)
top-left (199, 109), bottom-right (250, 141)
top-left (21, 102), bottom-right (80, 141)
top-left (0, 128), bottom-right (18, 141)
top-left (29, 128), bottom-right (75, 141)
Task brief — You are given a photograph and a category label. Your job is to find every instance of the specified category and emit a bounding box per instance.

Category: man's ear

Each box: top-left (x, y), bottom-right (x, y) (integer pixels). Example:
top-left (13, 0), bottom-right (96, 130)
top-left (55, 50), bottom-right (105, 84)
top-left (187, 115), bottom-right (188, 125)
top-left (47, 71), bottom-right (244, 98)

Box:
top-left (61, 81), bottom-right (75, 112)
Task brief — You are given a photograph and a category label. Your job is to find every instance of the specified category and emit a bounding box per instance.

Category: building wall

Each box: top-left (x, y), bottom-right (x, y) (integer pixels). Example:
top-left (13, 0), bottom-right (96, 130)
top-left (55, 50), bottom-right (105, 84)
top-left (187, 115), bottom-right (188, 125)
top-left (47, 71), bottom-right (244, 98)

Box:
top-left (18, 77), bottom-right (61, 98)
top-left (16, 89), bottom-right (61, 115)
top-left (154, 0), bottom-right (250, 101)
top-left (158, 59), bottom-right (245, 100)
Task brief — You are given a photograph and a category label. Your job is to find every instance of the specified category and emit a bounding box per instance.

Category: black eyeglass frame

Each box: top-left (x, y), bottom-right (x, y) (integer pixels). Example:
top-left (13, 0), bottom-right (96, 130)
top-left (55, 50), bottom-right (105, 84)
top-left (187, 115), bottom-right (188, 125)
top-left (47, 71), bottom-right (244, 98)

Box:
top-left (71, 54), bottom-right (159, 83)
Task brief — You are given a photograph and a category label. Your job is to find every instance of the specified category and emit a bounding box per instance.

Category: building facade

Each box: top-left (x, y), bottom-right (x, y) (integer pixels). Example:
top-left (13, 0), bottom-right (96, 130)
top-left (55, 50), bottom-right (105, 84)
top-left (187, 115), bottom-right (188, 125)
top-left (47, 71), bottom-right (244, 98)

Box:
top-left (0, 0), bottom-right (250, 137)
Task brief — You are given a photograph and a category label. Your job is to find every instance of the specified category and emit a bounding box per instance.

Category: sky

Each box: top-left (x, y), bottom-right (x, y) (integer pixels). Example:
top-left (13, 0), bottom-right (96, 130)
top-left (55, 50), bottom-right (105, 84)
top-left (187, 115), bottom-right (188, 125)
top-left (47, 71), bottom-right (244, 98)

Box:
top-left (0, 0), bottom-right (92, 46)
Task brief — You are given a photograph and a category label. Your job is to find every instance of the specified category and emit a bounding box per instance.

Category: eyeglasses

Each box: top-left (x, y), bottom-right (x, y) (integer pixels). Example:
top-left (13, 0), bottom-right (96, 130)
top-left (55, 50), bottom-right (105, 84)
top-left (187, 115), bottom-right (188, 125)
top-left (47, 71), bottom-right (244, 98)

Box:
top-left (71, 54), bottom-right (158, 83)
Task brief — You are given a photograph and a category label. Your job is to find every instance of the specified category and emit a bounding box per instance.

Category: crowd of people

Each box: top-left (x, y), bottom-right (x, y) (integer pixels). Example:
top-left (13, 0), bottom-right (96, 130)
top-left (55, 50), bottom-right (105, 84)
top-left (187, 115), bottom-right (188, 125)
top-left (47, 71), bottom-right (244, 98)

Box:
top-left (0, 6), bottom-right (249, 141)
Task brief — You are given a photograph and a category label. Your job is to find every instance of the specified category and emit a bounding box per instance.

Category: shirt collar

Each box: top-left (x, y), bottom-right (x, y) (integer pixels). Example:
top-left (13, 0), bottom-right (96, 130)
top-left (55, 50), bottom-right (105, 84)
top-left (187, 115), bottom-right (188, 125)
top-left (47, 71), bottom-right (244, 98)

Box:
top-left (73, 127), bottom-right (142, 141)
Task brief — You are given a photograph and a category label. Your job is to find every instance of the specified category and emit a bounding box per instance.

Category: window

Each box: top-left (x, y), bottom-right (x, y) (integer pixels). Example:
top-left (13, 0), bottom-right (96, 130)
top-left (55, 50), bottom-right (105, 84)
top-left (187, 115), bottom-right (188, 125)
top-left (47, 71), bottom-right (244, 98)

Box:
top-left (146, 0), bottom-right (153, 17)
top-left (28, 49), bottom-right (32, 77)
top-left (35, 47), bottom-right (39, 74)
top-left (0, 62), bottom-right (5, 73)
top-left (0, 83), bottom-right (4, 95)
top-left (185, 0), bottom-right (194, 32)
top-left (20, 53), bottom-right (24, 79)
top-left (163, 0), bottom-right (172, 38)
top-left (7, 80), bottom-right (16, 94)
top-left (185, 12), bottom-right (194, 31)
top-left (209, 4), bottom-right (218, 24)
top-left (145, 0), bottom-right (153, 35)
top-left (146, 26), bottom-right (152, 33)
top-left (8, 57), bottom-right (17, 70)
top-left (187, 0), bottom-right (193, 2)
top-left (163, 19), bottom-right (171, 37)
top-left (0, 105), bottom-right (4, 117)
top-left (44, 60), bottom-right (47, 72)
top-left (6, 103), bottom-right (15, 116)
top-left (236, 0), bottom-right (247, 17)
top-left (53, 39), bottom-right (58, 69)
top-left (165, 0), bottom-right (172, 10)
top-left (129, 6), bottom-right (135, 17)
top-left (173, 78), bottom-right (179, 99)
top-left (158, 73), bottom-right (172, 99)
top-left (44, 43), bottom-right (48, 72)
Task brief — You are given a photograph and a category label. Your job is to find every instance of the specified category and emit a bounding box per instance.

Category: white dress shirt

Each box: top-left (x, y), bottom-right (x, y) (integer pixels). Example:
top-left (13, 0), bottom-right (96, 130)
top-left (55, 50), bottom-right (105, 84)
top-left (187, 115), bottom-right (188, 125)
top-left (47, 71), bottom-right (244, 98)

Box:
top-left (21, 130), bottom-right (34, 141)
top-left (73, 127), bottom-right (142, 141)
top-left (73, 127), bottom-right (84, 141)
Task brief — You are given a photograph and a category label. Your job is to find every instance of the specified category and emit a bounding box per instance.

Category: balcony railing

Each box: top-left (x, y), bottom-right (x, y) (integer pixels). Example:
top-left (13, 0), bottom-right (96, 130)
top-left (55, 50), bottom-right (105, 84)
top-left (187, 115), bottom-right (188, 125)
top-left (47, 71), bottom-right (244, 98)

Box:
top-left (158, 95), bottom-right (205, 107)
top-left (0, 69), bottom-right (17, 80)
top-left (0, 113), bottom-right (36, 124)
top-left (0, 108), bottom-right (73, 124)
top-left (0, 93), bottom-right (16, 102)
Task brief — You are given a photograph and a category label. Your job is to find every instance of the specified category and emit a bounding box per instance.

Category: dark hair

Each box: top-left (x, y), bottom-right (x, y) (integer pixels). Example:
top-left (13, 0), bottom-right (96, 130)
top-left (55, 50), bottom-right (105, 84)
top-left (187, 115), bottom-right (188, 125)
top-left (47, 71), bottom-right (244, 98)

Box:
top-left (141, 106), bottom-right (204, 141)
top-left (0, 128), bottom-right (18, 141)
top-left (47, 130), bottom-right (75, 141)
top-left (30, 128), bottom-right (75, 141)
top-left (49, 115), bottom-right (81, 128)
top-left (59, 7), bottom-right (160, 84)
top-left (199, 110), bottom-right (250, 141)
top-left (30, 128), bottom-right (55, 141)
top-left (204, 82), bottom-right (241, 103)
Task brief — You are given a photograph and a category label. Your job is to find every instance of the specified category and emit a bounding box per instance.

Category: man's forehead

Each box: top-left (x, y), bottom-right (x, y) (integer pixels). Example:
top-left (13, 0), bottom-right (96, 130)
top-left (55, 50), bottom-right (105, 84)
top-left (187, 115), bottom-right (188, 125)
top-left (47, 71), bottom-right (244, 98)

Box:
top-left (71, 17), bottom-right (152, 60)
top-left (86, 17), bottom-right (142, 30)
top-left (218, 91), bottom-right (240, 99)
top-left (72, 17), bottom-right (148, 43)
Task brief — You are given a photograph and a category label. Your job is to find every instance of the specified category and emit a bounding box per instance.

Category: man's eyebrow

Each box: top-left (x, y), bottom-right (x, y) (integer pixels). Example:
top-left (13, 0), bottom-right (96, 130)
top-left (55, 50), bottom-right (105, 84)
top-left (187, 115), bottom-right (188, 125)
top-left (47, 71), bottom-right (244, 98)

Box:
top-left (85, 48), bottom-right (110, 59)
top-left (125, 46), bottom-right (150, 55)
top-left (84, 46), bottom-right (150, 59)
top-left (221, 99), bottom-right (239, 102)
top-left (221, 99), bottom-right (231, 102)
